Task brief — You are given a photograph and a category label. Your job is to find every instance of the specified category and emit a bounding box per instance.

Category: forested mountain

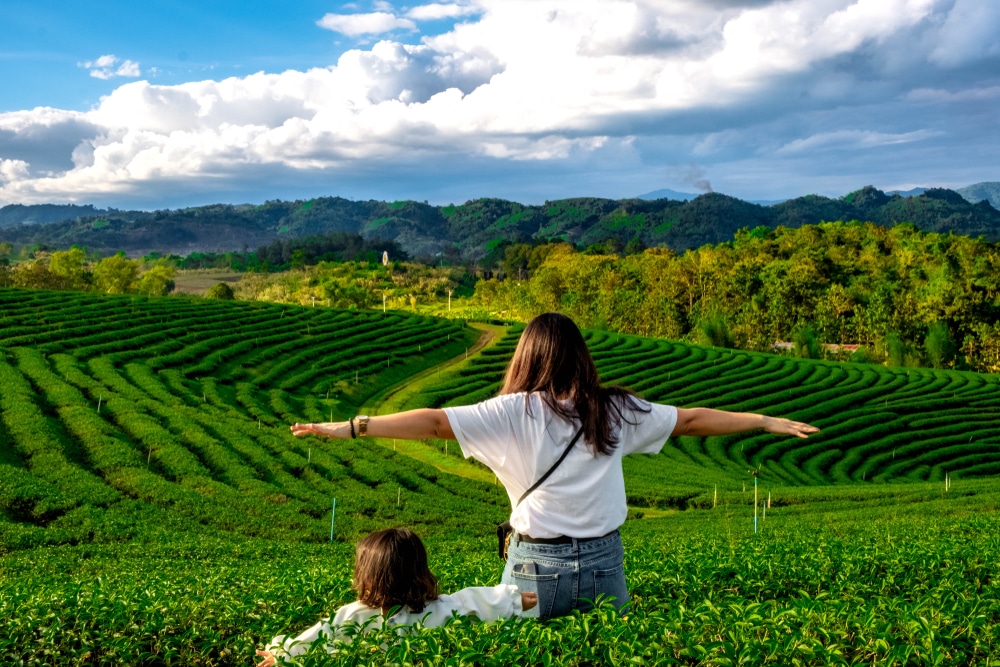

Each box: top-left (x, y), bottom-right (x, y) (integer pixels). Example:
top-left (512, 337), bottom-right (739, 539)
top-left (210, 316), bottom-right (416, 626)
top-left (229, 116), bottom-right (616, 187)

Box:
top-left (958, 182), bottom-right (1000, 209)
top-left (2, 184), bottom-right (999, 258)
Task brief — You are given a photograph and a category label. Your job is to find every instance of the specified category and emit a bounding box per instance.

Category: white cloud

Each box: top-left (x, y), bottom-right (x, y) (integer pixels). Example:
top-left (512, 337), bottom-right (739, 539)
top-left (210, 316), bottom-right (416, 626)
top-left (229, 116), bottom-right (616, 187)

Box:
top-left (0, 159), bottom-right (31, 184)
top-left (115, 60), bottom-right (141, 77)
top-left (3, 0), bottom-right (999, 206)
top-left (316, 12), bottom-right (416, 36)
top-left (78, 54), bottom-right (142, 80)
top-left (406, 3), bottom-right (482, 20)
top-left (775, 129), bottom-right (940, 155)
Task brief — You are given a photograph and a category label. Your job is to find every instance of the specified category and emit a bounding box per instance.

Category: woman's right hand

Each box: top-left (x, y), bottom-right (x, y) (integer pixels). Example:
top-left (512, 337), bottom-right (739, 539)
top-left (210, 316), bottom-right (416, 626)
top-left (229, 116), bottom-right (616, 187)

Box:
top-left (255, 649), bottom-right (276, 667)
top-left (520, 592), bottom-right (538, 611)
top-left (290, 422), bottom-right (349, 438)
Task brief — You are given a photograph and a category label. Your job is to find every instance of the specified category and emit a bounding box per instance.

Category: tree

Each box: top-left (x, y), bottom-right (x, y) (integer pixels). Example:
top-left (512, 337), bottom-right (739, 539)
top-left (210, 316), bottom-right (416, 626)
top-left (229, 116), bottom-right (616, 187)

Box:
top-left (11, 255), bottom-right (61, 289)
top-left (136, 262), bottom-right (176, 296)
top-left (924, 321), bottom-right (956, 369)
top-left (205, 282), bottom-right (235, 300)
top-left (792, 325), bottom-right (821, 359)
top-left (49, 247), bottom-right (90, 289)
top-left (882, 332), bottom-right (912, 367)
top-left (93, 253), bottom-right (138, 294)
top-left (698, 314), bottom-right (734, 348)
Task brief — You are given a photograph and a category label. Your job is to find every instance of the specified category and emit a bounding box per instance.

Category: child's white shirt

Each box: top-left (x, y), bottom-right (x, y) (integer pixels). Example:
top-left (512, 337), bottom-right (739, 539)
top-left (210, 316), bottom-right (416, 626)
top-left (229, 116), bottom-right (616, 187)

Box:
top-left (267, 584), bottom-right (524, 660)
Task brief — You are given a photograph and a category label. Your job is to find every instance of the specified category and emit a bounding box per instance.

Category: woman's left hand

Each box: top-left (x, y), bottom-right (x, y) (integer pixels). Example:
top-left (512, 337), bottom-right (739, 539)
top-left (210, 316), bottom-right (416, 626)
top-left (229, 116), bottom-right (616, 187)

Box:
top-left (255, 649), bottom-right (276, 667)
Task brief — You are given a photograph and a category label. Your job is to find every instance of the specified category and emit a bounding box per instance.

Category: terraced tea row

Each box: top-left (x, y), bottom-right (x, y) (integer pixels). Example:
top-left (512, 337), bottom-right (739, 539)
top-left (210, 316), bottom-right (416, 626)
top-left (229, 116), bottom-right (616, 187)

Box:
top-left (0, 289), bottom-right (503, 549)
top-left (404, 328), bottom-right (1000, 496)
top-left (3, 286), bottom-right (1000, 546)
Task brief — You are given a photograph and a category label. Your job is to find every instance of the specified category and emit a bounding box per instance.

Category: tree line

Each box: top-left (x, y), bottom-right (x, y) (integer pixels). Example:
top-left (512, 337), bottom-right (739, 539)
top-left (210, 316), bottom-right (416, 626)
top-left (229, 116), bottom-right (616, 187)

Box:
top-left (168, 232), bottom-right (407, 272)
top-left (472, 221), bottom-right (1000, 373)
top-left (0, 245), bottom-right (175, 296)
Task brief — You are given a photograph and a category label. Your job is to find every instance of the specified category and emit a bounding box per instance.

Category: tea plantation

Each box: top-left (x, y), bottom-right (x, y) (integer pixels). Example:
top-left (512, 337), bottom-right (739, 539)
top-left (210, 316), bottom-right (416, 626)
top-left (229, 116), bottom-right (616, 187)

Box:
top-left (1, 288), bottom-right (999, 665)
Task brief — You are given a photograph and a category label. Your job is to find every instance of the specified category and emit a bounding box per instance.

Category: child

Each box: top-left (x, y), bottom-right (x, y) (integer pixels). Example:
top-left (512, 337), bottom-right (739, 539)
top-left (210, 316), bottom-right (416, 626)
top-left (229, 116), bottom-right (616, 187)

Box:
top-left (256, 528), bottom-right (536, 666)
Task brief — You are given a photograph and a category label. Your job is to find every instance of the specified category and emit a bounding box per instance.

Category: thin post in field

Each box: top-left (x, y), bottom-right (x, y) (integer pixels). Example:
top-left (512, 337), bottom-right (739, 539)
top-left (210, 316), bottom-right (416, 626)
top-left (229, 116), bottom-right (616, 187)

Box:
top-left (330, 498), bottom-right (337, 543)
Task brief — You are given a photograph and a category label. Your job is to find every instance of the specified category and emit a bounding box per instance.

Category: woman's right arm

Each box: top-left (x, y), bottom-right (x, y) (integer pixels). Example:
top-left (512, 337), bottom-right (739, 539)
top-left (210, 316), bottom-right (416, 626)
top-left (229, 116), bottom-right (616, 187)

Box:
top-left (291, 408), bottom-right (455, 441)
top-left (672, 408), bottom-right (818, 438)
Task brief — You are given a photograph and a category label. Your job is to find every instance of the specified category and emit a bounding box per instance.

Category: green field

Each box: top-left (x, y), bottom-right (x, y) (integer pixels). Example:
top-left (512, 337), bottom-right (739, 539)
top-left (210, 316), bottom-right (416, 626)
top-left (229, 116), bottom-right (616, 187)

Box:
top-left (1, 288), bottom-right (999, 665)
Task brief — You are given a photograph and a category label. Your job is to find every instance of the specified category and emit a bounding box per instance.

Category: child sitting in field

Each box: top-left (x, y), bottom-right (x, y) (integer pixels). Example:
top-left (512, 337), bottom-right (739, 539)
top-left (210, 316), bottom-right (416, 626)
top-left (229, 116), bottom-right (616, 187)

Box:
top-left (256, 527), bottom-right (536, 666)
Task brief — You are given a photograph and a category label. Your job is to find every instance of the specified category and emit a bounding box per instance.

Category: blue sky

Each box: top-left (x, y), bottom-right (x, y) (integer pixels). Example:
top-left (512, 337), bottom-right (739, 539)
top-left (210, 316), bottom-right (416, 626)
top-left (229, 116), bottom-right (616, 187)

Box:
top-left (2, 1), bottom-right (465, 111)
top-left (1, 0), bottom-right (998, 209)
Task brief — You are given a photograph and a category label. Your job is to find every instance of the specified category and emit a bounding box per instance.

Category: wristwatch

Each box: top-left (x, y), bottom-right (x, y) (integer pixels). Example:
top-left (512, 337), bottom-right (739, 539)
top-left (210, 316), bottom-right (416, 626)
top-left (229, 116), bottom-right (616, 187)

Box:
top-left (355, 415), bottom-right (370, 437)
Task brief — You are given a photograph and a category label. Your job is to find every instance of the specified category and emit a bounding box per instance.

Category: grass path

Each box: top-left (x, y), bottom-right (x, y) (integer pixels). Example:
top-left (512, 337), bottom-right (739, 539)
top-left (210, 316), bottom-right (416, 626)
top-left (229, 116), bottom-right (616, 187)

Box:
top-left (363, 322), bottom-right (506, 486)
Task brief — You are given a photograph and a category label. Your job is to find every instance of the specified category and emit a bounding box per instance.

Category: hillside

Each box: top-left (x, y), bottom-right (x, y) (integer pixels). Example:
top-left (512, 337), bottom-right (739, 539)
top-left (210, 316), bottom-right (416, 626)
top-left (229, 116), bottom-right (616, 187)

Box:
top-left (3, 288), bottom-right (999, 553)
top-left (2, 184), bottom-right (1000, 259)
top-left (0, 290), bottom-right (495, 550)
top-left (408, 325), bottom-right (1000, 494)
top-left (3, 288), bottom-right (1000, 665)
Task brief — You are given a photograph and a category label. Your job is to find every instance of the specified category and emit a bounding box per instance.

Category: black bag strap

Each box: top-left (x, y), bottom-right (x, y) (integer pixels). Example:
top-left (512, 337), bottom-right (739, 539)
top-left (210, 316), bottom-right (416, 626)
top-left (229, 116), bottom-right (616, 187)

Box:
top-left (515, 426), bottom-right (584, 507)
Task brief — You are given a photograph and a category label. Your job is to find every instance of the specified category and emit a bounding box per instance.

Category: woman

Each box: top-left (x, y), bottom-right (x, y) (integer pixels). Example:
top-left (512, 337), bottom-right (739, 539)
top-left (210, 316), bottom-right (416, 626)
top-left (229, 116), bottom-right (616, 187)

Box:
top-left (291, 313), bottom-right (818, 619)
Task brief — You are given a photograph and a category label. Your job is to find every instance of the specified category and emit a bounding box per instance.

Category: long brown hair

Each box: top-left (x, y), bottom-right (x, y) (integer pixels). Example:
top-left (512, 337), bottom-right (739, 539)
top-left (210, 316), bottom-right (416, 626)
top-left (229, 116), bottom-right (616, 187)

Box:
top-left (353, 528), bottom-right (439, 614)
top-left (500, 312), bottom-right (649, 455)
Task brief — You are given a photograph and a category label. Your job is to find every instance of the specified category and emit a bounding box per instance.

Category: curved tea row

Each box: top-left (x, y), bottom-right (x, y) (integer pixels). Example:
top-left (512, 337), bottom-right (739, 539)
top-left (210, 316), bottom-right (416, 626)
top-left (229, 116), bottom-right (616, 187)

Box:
top-left (0, 289), bottom-right (504, 548)
top-left (406, 327), bottom-right (1000, 490)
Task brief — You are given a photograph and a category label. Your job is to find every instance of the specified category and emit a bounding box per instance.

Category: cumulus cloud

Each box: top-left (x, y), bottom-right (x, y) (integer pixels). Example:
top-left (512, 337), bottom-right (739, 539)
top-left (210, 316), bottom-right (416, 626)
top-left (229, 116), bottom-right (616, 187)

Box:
top-left (317, 12), bottom-right (416, 36)
top-left (3, 0), bottom-right (1000, 206)
top-left (78, 54), bottom-right (142, 80)
top-left (0, 159), bottom-right (31, 185)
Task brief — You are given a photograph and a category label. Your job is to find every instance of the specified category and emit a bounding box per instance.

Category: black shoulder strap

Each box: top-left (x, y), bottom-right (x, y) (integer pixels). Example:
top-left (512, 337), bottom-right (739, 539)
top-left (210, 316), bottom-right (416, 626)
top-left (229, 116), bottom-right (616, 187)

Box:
top-left (515, 426), bottom-right (584, 507)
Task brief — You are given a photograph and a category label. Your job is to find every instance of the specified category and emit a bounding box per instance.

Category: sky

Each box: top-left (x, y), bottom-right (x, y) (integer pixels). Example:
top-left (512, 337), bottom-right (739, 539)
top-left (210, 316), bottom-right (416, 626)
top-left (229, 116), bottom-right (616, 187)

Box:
top-left (0, 0), bottom-right (998, 209)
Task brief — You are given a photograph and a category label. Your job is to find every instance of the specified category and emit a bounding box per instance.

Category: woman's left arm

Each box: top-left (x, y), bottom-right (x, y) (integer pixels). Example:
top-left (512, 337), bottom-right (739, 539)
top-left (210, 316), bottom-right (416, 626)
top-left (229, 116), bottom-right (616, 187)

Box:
top-left (672, 408), bottom-right (818, 438)
top-left (291, 408), bottom-right (455, 441)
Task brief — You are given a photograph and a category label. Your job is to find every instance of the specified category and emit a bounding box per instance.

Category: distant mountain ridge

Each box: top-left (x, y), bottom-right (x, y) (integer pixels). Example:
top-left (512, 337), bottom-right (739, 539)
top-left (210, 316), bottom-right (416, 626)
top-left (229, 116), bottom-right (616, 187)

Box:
top-left (637, 187), bottom-right (787, 206)
top-left (1, 182), bottom-right (998, 258)
top-left (957, 182), bottom-right (1000, 208)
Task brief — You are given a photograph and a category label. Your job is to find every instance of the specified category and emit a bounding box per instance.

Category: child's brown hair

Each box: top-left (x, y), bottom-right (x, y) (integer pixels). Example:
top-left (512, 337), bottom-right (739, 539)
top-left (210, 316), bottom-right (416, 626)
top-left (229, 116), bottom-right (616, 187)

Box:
top-left (353, 528), bottom-right (439, 613)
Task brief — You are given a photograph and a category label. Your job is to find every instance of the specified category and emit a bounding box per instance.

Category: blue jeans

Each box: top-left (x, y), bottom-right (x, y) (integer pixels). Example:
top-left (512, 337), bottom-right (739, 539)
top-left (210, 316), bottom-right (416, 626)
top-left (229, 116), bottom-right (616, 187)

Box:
top-left (501, 530), bottom-right (628, 619)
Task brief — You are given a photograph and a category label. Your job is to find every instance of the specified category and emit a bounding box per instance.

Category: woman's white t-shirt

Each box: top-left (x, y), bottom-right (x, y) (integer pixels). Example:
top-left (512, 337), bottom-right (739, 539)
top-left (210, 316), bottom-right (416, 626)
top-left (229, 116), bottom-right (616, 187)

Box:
top-left (444, 392), bottom-right (677, 539)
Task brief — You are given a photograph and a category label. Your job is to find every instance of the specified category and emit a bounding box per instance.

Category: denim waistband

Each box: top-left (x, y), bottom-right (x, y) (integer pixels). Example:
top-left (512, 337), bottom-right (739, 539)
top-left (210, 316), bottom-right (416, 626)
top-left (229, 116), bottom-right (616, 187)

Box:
top-left (512, 529), bottom-right (620, 553)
